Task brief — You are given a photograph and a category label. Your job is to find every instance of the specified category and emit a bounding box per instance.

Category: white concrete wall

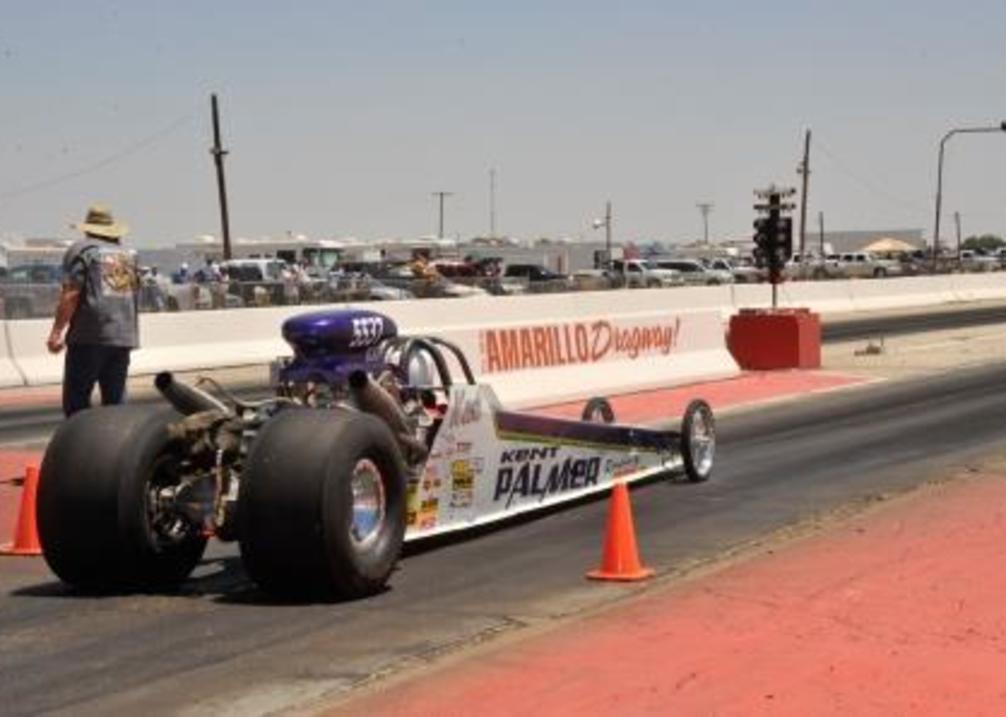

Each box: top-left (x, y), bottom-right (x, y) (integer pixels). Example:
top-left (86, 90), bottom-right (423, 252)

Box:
top-left (0, 321), bottom-right (25, 388)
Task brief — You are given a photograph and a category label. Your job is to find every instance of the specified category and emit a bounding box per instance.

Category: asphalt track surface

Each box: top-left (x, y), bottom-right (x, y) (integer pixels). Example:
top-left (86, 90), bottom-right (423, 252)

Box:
top-left (2, 304), bottom-right (1004, 448)
top-left (3, 361), bottom-right (1006, 713)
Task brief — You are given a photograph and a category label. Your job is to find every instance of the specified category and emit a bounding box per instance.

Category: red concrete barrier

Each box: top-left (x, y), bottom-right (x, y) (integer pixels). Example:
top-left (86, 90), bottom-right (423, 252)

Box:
top-left (728, 308), bottom-right (821, 370)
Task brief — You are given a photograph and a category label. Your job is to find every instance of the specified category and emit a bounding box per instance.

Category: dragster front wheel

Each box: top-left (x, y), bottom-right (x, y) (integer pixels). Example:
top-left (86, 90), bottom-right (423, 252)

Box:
top-left (681, 399), bottom-right (715, 482)
top-left (581, 396), bottom-right (615, 424)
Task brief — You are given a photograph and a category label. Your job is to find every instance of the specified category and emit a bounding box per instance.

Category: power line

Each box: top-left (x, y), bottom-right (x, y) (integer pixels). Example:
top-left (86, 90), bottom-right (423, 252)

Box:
top-left (814, 138), bottom-right (930, 214)
top-left (0, 113), bottom-right (194, 203)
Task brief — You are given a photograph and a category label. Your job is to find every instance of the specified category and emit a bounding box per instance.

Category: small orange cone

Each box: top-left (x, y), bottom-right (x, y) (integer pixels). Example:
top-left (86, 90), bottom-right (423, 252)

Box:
top-left (586, 481), bottom-right (653, 581)
top-left (1, 463), bottom-right (42, 556)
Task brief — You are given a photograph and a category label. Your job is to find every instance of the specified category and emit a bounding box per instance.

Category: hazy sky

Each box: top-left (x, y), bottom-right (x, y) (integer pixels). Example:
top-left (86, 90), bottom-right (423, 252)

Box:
top-left (1, 1), bottom-right (1004, 247)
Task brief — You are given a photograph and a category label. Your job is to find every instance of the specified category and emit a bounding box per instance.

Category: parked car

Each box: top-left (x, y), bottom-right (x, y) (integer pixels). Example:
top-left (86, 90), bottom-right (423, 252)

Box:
top-left (503, 263), bottom-right (564, 283)
top-left (650, 259), bottom-right (732, 286)
top-left (611, 259), bottom-right (684, 288)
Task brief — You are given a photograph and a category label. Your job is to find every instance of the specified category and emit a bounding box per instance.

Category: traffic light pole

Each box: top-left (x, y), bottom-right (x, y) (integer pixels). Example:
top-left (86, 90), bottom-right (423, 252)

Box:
top-left (753, 185), bottom-right (796, 311)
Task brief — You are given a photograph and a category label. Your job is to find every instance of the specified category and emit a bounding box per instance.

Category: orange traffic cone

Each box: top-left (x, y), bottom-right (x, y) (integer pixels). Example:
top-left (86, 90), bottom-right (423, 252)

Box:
top-left (1, 463), bottom-right (42, 556)
top-left (586, 481), bottom-right (653, 582)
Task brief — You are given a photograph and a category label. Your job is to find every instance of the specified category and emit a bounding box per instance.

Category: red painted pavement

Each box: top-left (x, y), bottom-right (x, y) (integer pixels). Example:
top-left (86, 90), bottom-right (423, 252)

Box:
top-left (0, 386), bottom-right (62, 410)
top-left (332, 473), bottom-right (1006, 715)
top-left (538, 370), bottom-right (866, 424)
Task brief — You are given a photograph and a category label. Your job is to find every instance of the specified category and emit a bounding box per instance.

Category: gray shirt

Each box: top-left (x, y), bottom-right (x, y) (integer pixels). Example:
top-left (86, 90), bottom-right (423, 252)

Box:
top-left (62, 238), bottom-right (140, 348)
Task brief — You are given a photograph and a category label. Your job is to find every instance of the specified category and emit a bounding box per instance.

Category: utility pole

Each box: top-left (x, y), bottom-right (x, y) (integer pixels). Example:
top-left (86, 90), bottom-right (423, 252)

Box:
top-left (210, 93), bottom-right (232, 261)
top-left (696, 202), bottom-right (714, 244)
top-left (818, 210), bottom-right (825, 256)
top-left (432, 191), bottom-right (453, 238)
top-left (797, 129), bottom-right (811, 257)
top-left (489, 168), bottom-right (497, 238)
top-left (954, 211), bottom-right (962, 261)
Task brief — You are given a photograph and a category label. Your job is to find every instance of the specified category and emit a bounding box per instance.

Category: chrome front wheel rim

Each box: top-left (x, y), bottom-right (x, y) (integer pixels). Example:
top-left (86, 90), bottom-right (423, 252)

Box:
top-left (689, 407), bottom-right (715, 477)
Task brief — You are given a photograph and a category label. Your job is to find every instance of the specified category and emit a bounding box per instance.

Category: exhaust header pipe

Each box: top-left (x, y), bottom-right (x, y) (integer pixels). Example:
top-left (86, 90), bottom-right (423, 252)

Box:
top-left (155, 372), bottom-right (231, 416)
top-left (348, 370), bottom-right (428, 463)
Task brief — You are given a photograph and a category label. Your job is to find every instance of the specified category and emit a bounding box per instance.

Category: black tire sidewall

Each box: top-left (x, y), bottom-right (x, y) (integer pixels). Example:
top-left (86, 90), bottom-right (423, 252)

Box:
top-left (239, 409), bottom-right (407, 599)
top-left (321, 420), bottom-right (406, 595)
top-left (581, 397), bottom-right (615, 423)
top-left (38, 405), bottom-right (207, 589)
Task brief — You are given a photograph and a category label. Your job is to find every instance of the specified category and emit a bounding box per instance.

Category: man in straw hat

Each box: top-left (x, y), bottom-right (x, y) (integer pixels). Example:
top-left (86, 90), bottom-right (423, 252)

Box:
top-left (47, 203), bottom-right (140, 416)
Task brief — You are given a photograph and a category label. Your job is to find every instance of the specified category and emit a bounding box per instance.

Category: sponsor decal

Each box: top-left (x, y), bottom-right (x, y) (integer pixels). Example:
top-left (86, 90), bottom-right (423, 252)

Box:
top-left (423, 463), bottom-right (442, 490)
top-left (494, 446), bottom-right (601, 508)
top-left (448, 394), bottom-right (483, 428)
top-left (406, 478), bottom-right (420, 527)
top-left (480, 318), bottom-right (681, 374)
top-left (449, 458), bottom-right (481, 508)
top-left (418, 497), bottom-right (439, 529)
top-left (605, 455), bottom-right (641, 479)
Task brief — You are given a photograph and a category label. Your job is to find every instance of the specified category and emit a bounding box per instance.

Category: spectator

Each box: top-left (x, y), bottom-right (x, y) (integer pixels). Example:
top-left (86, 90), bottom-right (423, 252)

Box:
top-left (172, 262), bottom-right (190, 284)
top-left (409, 255), bottom-right (438, 280)
top-left (208, 258), bottom-right (223, 282)
top-left (140, 265), bottom-right (166, 312)
top-left (47, 204), bottom-right (140, 416)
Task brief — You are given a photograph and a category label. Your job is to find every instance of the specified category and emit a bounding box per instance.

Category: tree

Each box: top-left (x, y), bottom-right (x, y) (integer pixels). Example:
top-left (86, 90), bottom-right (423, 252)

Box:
top-left (962, 234), bottom-right (1005, 252)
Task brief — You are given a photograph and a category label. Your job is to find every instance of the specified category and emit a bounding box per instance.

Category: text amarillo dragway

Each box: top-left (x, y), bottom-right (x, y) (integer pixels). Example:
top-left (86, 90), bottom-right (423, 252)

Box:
top-left (481, 317), bottom-right (682, 374)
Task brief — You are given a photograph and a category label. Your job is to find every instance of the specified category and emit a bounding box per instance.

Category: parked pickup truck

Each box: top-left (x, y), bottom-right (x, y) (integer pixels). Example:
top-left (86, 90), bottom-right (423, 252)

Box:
top-left (958, 250), bottom-right (1000, 272)
top-left (783, 253), bottom-right (842, 281)
top-left (611, 259), bottom-right (685, 288)
top-left (705, 257), bottom-right (762, 283)
top-left (834, 251), bottom-right (902, 279)
top-left (651, 259), bottom-right (733, 286)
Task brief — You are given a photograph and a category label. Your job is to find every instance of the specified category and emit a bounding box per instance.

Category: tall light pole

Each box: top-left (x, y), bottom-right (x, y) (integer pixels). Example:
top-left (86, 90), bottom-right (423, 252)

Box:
top-left (954, 211), bottom-right (963, 261)
top-left (432, 191), bottom-right (453, 238)
top-left (818, 210), bottom-right (825, 256)
top-left (489, 168), bottom-right (497, 238)
top-left (696, 202), bottom-right (714, 244)
top-left (605, 200), bottom-right (612, 262)
top-left (592, 200), bottom-right (613, 271)
top-left (933, 121), bottom-right (1006, 267)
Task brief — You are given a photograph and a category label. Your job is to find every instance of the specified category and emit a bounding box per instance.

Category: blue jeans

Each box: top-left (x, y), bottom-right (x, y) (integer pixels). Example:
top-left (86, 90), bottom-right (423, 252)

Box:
top-left (62, 344), bottom-right (132, 417)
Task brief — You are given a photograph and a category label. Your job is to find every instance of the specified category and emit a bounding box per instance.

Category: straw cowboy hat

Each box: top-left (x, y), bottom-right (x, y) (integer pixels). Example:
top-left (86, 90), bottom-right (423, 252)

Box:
top-left (73, 203), bottom-right (129, 239)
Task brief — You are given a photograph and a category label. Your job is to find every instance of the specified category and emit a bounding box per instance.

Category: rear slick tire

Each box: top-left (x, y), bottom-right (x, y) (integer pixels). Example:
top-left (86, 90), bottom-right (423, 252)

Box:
top-left (37, 405), bottom-right (207, 591)
top-left (238, 409), bottom-right (407, 600)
